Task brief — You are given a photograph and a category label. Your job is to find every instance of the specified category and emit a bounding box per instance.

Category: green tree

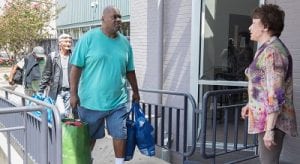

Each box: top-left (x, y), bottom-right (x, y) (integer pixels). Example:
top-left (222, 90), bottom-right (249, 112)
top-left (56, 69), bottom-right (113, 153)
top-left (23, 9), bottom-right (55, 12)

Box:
top-left (0, 0), bottom-right (61, 58)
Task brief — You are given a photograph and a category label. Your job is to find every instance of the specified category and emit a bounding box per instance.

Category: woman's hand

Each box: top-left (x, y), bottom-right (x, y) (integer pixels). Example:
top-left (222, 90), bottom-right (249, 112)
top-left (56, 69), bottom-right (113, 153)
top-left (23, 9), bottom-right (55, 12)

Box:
top-left (263, 130), bottom-right (276, 150)
top-left (241, 104), bottom-right (249, 119)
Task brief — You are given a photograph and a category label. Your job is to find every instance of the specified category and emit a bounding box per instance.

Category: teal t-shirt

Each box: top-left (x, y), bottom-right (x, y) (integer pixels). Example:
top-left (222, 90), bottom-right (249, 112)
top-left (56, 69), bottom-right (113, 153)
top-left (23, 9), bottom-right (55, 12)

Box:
top-left (70, 28), bottom-right (135, 111)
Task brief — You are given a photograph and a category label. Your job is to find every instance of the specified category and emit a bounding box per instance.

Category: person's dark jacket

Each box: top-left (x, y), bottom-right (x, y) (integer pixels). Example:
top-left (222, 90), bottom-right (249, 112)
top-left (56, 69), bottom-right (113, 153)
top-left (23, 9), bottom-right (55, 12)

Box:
top-left (39, 52), bottom-right (71, 101)
top-left (24, 54), bottom-right (42, 88)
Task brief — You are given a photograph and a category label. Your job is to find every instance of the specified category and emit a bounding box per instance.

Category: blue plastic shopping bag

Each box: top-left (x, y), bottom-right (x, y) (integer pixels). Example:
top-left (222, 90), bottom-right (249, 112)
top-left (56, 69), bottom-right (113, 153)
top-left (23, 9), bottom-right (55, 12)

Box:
top-left (125, 119), bottom-right (136, 161)
top-left (30, 93), bottom-right (54, 123)
top-left (123, 104), bottom-right (136, 161)
top-left (133, 102), bottom-right (155, 156)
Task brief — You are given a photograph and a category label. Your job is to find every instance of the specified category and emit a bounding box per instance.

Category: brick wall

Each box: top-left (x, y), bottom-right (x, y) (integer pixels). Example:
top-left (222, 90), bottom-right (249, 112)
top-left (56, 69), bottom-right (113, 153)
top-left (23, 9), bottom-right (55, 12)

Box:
top-left (162, 0), bottom-right (192, 92)
top-left (131, 0), bottom-right (192, 91)
top-left (130, 0), bottom-right (148, 87)
top-left (131, 0), bottom-right (192, 105)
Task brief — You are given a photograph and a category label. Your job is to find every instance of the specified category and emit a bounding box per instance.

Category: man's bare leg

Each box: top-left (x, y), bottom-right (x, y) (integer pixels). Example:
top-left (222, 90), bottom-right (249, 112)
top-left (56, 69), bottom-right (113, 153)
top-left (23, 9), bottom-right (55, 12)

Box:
top-left (113, 139), bottom-right (126, 164)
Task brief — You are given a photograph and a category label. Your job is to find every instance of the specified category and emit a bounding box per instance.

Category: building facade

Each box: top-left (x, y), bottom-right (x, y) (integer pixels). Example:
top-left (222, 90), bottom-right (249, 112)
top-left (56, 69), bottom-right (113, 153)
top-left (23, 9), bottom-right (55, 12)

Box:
top-left (56, 0), bottom-right (130, 39)
top-left (131, 0), bottom-right (300, 162)
top-left (56, 0), bottom-right (300, 162)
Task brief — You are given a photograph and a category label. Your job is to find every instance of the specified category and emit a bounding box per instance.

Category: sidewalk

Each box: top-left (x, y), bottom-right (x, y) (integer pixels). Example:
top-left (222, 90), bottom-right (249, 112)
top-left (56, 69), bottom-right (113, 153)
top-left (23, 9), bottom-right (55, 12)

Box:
top-left (0, 66), bottom-right (169, 164)
top-left (92, 135), bottom-right (169, 164)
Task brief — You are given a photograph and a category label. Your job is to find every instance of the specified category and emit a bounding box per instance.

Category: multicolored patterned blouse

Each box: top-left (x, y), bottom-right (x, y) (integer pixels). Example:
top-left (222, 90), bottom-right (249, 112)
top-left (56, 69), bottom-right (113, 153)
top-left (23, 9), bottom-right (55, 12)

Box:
top-left (245, 36), bottom-right (298, 137)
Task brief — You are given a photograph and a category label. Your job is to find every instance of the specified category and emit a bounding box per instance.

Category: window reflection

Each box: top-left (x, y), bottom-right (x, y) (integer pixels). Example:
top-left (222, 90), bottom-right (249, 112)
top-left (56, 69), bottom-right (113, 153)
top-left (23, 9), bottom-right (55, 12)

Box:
top-left (217, 31), bottom-right (254, 81)
top-left (201, 0), bottom-right (258, 82)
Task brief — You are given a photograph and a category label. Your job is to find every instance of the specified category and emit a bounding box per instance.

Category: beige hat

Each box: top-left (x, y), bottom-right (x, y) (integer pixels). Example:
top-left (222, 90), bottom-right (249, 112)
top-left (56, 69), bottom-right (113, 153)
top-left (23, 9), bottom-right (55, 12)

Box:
top-left (32, 46), bottom-right (46, 58)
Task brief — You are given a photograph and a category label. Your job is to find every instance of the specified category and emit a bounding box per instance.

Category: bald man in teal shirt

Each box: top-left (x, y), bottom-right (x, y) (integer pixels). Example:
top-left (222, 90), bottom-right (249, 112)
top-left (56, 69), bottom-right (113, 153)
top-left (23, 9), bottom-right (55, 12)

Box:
top-left (70, 6), bottom-right (140, 164)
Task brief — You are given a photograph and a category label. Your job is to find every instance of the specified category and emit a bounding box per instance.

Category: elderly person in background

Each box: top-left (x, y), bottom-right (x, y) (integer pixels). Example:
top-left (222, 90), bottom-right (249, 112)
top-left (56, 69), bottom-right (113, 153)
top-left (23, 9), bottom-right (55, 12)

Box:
top-left (8, 46), bottom-right (47, 96)
top-left (241, 4), bottom-right (298, 164)
top-left (39, 34), bottom-right (73, 118)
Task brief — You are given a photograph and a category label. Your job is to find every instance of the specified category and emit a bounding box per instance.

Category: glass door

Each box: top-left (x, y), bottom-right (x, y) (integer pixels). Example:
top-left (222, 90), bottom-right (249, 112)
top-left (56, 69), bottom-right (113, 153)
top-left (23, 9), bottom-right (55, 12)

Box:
top-left (195, 0), bottom-right (265, 147)
top-left (197, 0), bottom-right (261, 127)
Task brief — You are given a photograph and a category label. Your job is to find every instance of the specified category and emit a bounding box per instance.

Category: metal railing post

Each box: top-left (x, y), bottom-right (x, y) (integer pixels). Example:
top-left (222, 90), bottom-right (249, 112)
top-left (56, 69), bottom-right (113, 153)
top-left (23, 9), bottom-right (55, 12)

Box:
top-left (7, 131), bottom-right (11, 164)
top-left (23, 111), bottom-right (28, 164)
top-left (40, 107), bottom-right (48, 164)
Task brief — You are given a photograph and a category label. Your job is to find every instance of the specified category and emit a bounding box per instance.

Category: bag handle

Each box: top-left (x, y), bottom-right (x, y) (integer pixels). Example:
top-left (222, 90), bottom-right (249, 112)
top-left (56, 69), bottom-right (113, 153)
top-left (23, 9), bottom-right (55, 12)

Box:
top-left (64, 119), bottom-right (83, 126)
top-left (133, 102), bottom-right (146, 121)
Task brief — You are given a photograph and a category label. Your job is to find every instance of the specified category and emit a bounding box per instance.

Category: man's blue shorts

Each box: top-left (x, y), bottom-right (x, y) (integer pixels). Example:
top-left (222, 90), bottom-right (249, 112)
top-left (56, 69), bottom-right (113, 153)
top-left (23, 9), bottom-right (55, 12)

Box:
top-left (77, 104), bottom-right (127, 140)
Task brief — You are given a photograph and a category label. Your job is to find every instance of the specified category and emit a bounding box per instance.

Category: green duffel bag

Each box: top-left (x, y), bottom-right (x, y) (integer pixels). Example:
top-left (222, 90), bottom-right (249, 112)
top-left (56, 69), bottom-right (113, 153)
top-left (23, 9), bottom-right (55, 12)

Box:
top-left (62, 119), bottom-right (91, 164)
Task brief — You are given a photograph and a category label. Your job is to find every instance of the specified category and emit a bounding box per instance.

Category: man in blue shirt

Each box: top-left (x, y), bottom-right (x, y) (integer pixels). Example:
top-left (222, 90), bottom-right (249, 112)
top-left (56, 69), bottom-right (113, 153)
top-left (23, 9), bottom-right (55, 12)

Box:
top-left (70, 6), bottom-right (140, 164)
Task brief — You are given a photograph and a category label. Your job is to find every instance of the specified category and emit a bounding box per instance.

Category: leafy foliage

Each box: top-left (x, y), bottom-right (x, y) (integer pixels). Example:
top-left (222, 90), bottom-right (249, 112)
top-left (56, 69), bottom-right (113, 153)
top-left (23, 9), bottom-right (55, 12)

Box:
top-left (0, 0), bottom-right (61, 58)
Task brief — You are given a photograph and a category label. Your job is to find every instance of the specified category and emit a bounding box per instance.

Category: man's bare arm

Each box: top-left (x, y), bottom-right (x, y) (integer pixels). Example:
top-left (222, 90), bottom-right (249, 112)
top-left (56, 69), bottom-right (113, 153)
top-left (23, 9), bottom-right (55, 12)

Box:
top-left (126, 71), bottom-right (140, 102)
top-left (70, 65), bottom-right (82, 109)
top-left (8, 64), bottom-right (20, 85)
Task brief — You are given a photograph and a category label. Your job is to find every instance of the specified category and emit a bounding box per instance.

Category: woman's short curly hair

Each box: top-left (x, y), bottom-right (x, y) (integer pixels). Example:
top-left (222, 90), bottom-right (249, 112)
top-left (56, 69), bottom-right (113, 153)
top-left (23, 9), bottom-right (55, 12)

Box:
top-left (251, 4), bottom-right (285, 37)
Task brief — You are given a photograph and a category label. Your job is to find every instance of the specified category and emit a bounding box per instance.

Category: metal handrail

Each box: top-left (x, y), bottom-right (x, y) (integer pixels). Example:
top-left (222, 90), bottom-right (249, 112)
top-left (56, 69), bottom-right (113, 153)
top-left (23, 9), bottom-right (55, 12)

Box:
top-left (0, 87), bottom-right (62, 164)
top-left (0, 106), bottom-right (48, 164)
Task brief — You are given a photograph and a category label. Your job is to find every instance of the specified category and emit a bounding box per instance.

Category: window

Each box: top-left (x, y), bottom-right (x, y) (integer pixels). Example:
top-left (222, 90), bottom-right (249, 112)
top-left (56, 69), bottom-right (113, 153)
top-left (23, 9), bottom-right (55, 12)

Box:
top-left (200, 0), bottom-right (259, 83)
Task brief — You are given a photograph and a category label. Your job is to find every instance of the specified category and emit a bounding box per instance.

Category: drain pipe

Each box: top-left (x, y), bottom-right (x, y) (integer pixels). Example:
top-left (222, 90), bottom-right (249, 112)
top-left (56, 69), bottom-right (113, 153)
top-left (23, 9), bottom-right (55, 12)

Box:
top-left (157, 0), bottom-right (164, 102)
top-left (157, 0), bottom-right (169, 161)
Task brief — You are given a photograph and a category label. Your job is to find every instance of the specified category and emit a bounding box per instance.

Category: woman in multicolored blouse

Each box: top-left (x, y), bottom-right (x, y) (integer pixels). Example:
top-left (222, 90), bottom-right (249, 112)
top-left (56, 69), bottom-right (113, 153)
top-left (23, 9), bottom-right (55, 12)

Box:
top-left (241, 4), bottom-right (298, 164)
